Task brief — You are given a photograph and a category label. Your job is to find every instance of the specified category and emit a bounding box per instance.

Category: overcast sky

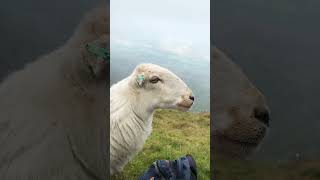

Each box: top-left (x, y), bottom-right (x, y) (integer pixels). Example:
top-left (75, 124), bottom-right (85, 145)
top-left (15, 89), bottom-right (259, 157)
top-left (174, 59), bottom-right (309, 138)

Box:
top-left (111, 0), bottom-right (210, 61)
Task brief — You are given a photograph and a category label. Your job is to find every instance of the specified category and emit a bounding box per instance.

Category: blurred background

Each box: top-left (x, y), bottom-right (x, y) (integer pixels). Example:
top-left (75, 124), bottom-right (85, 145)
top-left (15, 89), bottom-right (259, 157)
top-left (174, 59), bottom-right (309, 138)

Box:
top-left (0, 0), bottom-right (101, 80)
top-left (214, 0), bottom-right (320, 162)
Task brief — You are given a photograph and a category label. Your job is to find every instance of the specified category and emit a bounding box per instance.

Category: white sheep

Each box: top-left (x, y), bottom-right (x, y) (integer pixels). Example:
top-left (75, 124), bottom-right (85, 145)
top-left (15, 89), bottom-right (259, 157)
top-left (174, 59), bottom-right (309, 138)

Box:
top-left (0, 6), bottom-right (109, 179)
top-left (110, 63), bottom-right (194, 174)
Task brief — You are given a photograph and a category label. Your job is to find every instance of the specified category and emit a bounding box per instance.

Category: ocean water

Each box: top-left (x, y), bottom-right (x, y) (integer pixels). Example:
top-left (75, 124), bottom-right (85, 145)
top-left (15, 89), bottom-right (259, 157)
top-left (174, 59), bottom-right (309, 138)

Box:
top-left (110, 43), bottom-right (210, 112)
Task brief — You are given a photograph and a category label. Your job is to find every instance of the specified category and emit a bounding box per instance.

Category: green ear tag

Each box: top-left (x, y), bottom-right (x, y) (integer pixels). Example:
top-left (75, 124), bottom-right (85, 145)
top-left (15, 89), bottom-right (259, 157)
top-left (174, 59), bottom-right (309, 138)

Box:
top-left (138, 74), bottom-right (144, 81)
top-left (86, 43), bottom-right (109, 61)
top-left (138, 74), bottom-right (145, 81)
top-left (137, 74), bottom-right (145, 86)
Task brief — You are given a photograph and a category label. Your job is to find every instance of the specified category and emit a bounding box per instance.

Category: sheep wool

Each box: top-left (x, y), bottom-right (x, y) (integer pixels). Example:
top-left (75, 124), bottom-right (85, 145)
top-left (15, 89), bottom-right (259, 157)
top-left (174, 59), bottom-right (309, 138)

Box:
top-left (110, 63), bottom-right (194, 174)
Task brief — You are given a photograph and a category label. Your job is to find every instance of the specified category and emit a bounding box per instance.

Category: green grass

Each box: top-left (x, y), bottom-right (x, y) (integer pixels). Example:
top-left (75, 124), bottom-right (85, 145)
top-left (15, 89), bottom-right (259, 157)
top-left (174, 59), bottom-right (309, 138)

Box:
top-left (111, 109), bottom-right (211, 179)
top-left (214, 156), bottom-right (320, 180)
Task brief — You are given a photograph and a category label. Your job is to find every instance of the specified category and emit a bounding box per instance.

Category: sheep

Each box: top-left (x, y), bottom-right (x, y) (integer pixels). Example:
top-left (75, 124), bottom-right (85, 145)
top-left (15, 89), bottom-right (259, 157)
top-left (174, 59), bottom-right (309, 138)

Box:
top-left (212, 47), bottom-right (270, 158)
top-left (0, 5), bottom-right (109, 179)
top-left (110, 63), bottom-right (194, 174)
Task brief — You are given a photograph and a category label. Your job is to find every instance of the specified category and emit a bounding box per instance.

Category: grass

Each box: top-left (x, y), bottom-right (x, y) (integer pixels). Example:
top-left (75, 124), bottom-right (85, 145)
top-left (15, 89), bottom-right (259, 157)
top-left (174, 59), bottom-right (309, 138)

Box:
top-left (214, 156), bottom-right (320, 180)
top-left (111, 109), bottom-right (211, 179)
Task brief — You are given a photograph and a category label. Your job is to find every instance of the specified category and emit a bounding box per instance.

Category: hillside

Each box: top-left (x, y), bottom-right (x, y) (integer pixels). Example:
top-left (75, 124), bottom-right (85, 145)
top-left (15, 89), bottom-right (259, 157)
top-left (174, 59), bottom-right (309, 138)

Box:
top-left (111, 109), bottom-right (211, 179)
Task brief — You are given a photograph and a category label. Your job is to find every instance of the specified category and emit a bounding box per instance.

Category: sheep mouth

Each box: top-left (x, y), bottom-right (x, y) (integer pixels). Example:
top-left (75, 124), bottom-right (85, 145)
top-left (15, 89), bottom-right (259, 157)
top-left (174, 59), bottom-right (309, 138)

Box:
top-left (214, 131), bottom-right (266, 148)
top-left (213, 133), bottom-right (262, 158)
top-left (176, 103), bottom-right (193, 110)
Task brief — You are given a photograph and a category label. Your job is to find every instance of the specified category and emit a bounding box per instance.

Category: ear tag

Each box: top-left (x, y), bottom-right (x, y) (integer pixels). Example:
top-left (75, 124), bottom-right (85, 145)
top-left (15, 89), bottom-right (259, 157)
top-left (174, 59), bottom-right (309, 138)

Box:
top-left (86, 43), bottom-right (109, 61)
top-left (137, 74), bottom-right (145, 87)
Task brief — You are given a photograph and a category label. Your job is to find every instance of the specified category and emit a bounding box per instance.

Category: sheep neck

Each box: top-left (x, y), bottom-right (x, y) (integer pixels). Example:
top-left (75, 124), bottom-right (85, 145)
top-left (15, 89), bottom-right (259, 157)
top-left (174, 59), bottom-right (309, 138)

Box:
top-left (111, 77), bottom-right (155, 129)
top-left (110, 78), bottom-right (156, 174)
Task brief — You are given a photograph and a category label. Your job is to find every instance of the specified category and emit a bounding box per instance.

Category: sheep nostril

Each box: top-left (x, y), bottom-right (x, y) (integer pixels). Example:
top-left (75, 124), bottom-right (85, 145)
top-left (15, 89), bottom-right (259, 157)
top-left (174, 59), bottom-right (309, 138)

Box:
top-left (254, 107), bottom-right (270, 126)
top-left (189, 96), bottom-right (194, 101)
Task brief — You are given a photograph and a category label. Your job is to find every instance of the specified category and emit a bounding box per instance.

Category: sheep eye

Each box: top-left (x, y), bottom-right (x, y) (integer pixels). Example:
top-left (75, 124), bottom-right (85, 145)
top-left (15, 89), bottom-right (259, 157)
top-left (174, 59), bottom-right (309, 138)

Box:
top-left (150, 76), bottom-right (161, 83)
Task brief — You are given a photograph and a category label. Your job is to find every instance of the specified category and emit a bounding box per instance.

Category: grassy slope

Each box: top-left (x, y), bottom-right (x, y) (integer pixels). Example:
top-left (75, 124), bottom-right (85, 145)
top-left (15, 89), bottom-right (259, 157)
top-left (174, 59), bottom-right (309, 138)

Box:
top-left (111, 109), bottom-right (211, 179)
top-left (214, 157), bottom-right (320, 180)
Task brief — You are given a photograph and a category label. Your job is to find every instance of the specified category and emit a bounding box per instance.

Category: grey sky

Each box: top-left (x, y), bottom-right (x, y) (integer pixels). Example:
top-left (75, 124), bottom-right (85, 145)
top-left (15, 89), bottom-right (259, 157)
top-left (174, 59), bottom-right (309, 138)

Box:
top-left (111, 0), bottom-right (210, 61)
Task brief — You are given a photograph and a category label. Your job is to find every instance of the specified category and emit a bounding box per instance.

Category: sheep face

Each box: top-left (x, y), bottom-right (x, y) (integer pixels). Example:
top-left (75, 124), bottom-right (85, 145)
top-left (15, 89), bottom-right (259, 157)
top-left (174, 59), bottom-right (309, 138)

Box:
top-left (131, 63), bottom-right (194, 111)
top-left (212, 47), bottom-right (270, 158)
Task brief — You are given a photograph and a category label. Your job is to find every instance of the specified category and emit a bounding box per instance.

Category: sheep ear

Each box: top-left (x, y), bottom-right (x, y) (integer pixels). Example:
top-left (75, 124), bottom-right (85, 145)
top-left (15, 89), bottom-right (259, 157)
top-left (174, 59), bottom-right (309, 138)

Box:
top-left (83, 36), bottom-right (108, 79)
top-left (136, 74), bottom-right (145, 87)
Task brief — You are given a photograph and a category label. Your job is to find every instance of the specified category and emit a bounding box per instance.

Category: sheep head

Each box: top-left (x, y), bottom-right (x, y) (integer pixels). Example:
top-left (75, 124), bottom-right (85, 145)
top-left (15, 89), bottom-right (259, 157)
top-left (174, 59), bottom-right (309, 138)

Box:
top-left (129, 63), bottom-right (194, 112)
top-left (212, 47), bottom-right (270, 158)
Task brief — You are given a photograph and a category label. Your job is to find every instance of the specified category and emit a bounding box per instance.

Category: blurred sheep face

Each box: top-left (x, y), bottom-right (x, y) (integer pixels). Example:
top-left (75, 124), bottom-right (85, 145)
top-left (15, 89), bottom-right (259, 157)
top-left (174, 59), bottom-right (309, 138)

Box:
top-left (212, 47), bottom-right (270, 158)
top-left (133, 63), bottom-right (194, 111)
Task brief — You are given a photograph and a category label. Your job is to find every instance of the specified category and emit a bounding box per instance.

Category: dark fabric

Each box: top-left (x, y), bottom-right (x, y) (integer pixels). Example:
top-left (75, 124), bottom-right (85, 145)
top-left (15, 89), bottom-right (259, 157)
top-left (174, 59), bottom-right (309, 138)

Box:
top-left (139, 155), bottom-right (198, 180)
top-left (139, 164), bottom-right (162, 180)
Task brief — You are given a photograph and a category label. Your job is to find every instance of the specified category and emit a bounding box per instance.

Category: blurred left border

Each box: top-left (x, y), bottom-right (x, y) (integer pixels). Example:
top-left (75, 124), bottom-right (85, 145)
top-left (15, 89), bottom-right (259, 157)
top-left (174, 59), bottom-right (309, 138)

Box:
top-left (0, 0), bottom-right (110, 179)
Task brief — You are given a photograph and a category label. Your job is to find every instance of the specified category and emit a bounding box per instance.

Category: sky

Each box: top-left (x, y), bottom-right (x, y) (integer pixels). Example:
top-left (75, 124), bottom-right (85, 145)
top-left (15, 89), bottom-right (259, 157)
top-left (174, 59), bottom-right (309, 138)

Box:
top-left (111, 0), bottom-right (210, 61)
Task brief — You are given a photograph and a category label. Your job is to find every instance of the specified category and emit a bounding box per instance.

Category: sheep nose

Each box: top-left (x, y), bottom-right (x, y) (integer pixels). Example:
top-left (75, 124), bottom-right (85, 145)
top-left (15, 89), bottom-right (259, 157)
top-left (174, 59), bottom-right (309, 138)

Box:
top-left (254, 107), bottom-right (270, 126)
top-left (189, 96), bottom-right (195, 101)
